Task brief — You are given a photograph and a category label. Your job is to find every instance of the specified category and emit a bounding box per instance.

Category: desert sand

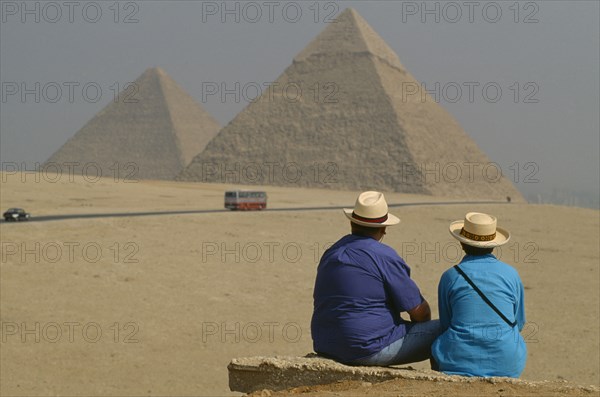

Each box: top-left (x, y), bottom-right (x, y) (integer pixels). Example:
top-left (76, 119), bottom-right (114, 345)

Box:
top-left (1, 172), bottom-right (598, 396)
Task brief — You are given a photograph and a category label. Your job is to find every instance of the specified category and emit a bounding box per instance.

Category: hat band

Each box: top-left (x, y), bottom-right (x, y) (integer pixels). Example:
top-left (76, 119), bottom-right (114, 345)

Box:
top-left (352, 211), bottom-right (388, 224)
top-left (460, 228), bottom-right (496, 242)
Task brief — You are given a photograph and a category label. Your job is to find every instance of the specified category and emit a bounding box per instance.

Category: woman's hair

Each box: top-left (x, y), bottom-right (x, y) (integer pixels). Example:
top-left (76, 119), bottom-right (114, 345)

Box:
top-left (461, 242), bottom-right (494, 256)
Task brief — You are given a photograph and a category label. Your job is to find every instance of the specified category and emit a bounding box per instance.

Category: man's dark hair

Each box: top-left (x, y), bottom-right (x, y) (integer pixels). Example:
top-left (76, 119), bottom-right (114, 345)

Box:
top-left (351, 222), bottom-right (383, 237)
top-left (461, 242), bottom-right (494, 256)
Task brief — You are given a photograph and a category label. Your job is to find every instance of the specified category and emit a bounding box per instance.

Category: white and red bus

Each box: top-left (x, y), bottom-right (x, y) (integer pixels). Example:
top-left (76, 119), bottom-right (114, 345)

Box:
top-left (224, 190), bottom-right (267, 210)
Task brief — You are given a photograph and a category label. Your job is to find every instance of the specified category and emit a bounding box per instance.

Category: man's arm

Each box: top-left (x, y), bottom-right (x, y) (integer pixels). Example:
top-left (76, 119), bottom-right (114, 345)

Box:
top-left (406, 299), bottom-right (432, 322)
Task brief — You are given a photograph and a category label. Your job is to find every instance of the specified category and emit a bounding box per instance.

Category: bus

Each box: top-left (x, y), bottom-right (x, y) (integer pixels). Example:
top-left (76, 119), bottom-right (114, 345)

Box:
top-left (224, 190), bottom-right (267, 210)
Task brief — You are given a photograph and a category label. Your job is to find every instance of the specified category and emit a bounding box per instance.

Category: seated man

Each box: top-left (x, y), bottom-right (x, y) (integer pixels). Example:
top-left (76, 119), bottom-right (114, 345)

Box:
top-left (311, 191), bottom-right (441, 366)
top-left (432, 212), bottom-right (527, 377)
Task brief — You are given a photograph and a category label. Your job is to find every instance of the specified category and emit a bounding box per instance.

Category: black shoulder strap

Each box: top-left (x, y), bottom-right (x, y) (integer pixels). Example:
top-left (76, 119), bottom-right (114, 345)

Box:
top-left (454, 265), bottom-right (517, 328)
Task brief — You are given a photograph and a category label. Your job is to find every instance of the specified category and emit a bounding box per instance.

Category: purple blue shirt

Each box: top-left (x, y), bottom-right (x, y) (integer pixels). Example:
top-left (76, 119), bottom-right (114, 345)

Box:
top-left (311, 234), bottom-right (424, 363)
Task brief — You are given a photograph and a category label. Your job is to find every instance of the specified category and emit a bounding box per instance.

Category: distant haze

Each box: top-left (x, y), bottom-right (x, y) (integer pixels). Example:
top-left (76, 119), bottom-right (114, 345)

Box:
top-left (1, 1), bottom-right (598, 207)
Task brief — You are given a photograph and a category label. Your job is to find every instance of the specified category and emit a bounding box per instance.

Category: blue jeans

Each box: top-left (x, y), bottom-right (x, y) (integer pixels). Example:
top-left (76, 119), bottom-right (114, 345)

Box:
top-left (349, 320), bottom-right (442, 366)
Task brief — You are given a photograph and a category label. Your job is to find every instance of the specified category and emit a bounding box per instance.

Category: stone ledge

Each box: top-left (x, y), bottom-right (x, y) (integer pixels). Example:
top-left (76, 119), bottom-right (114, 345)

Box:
top-left (228, 354), bottom-right (600, 394)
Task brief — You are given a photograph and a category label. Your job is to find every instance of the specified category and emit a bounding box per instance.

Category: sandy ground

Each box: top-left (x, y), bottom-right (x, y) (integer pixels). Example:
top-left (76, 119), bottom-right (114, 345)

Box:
top-left (1, 172), bottom-right (598, 396)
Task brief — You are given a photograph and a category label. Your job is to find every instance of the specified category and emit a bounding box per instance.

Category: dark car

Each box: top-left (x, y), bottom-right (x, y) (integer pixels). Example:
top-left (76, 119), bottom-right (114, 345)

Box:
top-left (3, 208), bottom-right (30, 221)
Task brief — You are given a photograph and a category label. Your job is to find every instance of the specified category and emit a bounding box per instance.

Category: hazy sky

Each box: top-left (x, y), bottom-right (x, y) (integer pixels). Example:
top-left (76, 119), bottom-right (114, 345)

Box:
top-left (1, 1), bottom-right (598, 202)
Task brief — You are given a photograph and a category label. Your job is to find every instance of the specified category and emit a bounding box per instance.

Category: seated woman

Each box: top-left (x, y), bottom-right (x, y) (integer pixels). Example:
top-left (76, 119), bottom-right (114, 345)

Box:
top-left (432, 212), bottom-right (527, 378)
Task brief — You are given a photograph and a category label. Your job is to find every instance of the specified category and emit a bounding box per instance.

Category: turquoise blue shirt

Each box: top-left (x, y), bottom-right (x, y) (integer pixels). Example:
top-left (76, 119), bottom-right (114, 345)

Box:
top-left (432, 254), bottom-right (527, 377)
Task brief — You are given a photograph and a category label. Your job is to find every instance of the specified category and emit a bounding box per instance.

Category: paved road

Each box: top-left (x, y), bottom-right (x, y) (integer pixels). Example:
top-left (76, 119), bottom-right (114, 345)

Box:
top-left (0, 201), bottom-right (510, 224)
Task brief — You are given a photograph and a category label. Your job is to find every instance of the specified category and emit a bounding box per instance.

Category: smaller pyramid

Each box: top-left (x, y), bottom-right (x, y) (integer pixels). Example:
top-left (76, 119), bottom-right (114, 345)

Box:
top-left (45, 67), bottom-right (221, 180)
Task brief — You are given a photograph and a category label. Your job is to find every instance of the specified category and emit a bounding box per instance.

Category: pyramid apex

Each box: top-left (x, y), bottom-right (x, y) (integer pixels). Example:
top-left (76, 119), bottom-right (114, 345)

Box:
top-left (339, 7), bottom-right (359, 16)
top-left (294, 8), bottom-right (404, 70)
top-left (144, 66), bottom-right (166, 76)
top-left (336, 7), bottom-right (366, 25)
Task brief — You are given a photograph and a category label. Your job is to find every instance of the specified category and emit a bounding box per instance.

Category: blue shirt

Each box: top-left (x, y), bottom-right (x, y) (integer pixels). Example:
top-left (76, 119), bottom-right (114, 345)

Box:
top-left (432, 254), bottom-right (527, 377)
top-left (311, 234), bottom-right (424, 363)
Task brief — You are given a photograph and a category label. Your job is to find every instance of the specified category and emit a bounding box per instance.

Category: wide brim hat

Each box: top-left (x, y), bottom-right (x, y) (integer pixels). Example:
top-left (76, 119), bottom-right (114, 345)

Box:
top-left (449, 212), bottom-right (510, 248)
top-left (343, 191), bottom-right (400, 227)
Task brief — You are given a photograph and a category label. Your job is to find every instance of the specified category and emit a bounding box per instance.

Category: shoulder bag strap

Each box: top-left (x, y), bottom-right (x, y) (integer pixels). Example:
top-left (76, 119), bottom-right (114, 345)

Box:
top-left (454, 265), bottom-right (517, 328)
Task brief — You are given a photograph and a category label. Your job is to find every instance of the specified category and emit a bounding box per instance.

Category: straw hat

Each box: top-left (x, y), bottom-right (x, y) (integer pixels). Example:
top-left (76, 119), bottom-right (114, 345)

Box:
top-left (449, 212), bottom-right (510, 248)
top-left (343, 191), bottom-right (400, 227)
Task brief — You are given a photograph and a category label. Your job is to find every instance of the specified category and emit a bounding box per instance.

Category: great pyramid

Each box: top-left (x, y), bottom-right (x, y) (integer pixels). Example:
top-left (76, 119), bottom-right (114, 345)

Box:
top-left (45, 67), bottom-right (221, 180)
top-left (178, 9), bottom-right (523, 200)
